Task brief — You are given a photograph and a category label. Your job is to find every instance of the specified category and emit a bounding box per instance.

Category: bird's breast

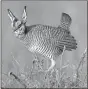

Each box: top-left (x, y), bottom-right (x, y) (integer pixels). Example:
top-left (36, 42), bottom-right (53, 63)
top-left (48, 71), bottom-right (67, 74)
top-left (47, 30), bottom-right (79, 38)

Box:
top-left (28, 43), bottom-right (39, 53)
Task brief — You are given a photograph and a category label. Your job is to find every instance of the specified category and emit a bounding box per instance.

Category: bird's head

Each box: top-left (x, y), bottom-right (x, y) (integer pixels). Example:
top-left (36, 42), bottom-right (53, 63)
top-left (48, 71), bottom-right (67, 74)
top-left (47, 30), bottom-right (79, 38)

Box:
top-left (7, 6), bottom-right (27, 39)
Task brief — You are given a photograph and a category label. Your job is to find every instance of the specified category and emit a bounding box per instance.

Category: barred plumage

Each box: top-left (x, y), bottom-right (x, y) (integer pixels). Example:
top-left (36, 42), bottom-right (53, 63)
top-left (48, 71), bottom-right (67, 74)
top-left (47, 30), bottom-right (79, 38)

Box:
top-left (23, 24), bottom-right (77, 56)
top-left (8, 6), bottom-right (77, 72)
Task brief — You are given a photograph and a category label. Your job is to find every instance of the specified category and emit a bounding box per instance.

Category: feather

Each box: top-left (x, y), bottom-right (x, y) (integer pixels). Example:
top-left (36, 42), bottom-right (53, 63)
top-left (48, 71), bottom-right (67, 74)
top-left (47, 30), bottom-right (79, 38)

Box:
top-left (60, 13), bottom-right (72, 30)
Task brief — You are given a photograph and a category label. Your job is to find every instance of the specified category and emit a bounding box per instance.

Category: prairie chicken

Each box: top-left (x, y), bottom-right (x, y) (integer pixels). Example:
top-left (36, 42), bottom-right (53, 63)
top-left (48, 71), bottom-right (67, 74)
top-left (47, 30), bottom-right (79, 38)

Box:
top-left (7, 6), bottom-right (77, 72)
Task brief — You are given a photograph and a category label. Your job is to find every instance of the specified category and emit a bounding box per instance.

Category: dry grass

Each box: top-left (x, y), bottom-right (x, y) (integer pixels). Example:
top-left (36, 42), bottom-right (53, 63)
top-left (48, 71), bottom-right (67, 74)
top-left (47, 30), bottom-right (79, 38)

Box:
top-left (2, 48), bottom-right (87, 88)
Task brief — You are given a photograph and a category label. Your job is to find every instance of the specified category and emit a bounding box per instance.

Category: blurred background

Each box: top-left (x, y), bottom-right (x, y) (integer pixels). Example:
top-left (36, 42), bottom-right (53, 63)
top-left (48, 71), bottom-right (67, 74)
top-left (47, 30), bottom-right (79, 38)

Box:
top-left (1, 1), bottom-right (87, 86)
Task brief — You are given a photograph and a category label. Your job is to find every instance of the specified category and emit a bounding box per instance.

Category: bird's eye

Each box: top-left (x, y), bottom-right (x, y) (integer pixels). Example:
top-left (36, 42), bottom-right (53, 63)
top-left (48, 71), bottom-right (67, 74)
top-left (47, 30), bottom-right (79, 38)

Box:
top-left (16, 21), bottom-right (21, 27)
top-left (18, 24), bottom-right (21, 29)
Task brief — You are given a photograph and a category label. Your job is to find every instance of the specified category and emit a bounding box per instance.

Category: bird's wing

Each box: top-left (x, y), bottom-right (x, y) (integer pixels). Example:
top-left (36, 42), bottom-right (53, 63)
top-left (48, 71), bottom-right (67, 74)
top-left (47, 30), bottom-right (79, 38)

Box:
top-left (50, 27), bottom-right (77, 51)
top-left (32, 24), bottom-right (77, 52)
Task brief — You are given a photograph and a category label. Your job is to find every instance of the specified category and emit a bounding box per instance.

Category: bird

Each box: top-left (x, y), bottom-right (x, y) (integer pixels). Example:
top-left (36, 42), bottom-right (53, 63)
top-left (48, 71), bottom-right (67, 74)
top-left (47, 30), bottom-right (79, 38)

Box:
top-left (7, 6), bottom-right (77, 72)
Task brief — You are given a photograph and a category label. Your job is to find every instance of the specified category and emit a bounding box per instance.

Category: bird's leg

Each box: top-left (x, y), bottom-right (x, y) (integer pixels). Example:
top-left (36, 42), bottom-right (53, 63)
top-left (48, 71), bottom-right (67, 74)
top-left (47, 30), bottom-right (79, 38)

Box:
top-left (32, 53), bottom-right (40, 66)
top-left (60, 46), bottom-right (66, 67)
top-left (33, 53), bottom-right (39, 61)
top-left (44, 58), bottom-right (56, 85)
top-left (32, 53), bottom-right (39, 70)
top-left (59, 45), bottom-right (66, 76)
top-left (60, 45), bottom-right (66, 61)
top-left (33, 54), bottom-right (44, 71)
top-left (47, 58), bottom-right (56, 72)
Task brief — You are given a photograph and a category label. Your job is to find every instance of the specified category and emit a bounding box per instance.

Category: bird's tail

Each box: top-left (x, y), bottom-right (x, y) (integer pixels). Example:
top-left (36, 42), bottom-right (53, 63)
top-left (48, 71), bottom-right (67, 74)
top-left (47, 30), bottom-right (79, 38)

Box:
top-left (60, 13), bottom-right (72, 30)
top-left (61, 35), bottom-right (77, 51)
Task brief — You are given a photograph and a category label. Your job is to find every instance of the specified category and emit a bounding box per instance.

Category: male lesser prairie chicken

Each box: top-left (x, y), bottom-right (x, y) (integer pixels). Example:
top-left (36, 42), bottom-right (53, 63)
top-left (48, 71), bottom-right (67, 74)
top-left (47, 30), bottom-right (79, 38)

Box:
top-left (7, 6), bottom-right (77, 72)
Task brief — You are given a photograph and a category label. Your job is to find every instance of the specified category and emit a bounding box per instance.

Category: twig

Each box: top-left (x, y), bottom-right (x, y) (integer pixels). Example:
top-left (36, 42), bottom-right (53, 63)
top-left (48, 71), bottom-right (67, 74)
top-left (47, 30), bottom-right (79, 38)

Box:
top-left (75, 48), bottom-right (87, 87)
top-left (2, 80), bottom-right (6, 88)
top-left (2, 73), bottom-right (13, 88)
top-left (10, 72), bottom-right (27, 88)
top-left (11, 52), bottom-right (25, 74)
top-left (76, 48), bottom-right (87, 71)
top-left (82, 74), bottom-right (87, 87)
top-left (11, 52), bottom-right (20, 66)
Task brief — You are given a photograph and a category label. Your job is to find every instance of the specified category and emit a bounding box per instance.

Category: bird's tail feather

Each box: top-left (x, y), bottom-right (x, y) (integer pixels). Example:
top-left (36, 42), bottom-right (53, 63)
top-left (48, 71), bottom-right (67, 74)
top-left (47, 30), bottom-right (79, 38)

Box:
top-left (65, 35), bottom-right (77, 51)
top-left (59, 35), bottom-right (77, 51)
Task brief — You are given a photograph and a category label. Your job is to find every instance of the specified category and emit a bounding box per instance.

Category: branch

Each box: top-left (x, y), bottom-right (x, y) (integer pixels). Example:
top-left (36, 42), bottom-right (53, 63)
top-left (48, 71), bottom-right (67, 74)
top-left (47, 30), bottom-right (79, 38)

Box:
top-left (10, 72), bottom-right (27, 88)
top-left (75, 48), bottom-right (87, 87)
top-left (76, 48), bottom-right (87, 72)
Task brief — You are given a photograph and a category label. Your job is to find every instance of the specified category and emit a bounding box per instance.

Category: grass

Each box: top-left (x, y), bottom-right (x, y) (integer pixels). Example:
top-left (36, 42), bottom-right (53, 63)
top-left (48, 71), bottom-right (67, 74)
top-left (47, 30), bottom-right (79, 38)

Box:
top-left (2, 48), bottom-right (87, 88)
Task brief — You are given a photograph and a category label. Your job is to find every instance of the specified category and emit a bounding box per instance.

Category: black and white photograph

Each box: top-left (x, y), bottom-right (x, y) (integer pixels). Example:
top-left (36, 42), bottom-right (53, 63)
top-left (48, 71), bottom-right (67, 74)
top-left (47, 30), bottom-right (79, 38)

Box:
top-left (1, 0), bottom-right (87, 88)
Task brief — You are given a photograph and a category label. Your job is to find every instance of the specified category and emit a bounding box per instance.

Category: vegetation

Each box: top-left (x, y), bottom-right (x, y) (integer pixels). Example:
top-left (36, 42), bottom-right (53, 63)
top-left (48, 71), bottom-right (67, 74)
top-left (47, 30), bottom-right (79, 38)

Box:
top-left (2, 48), bottom-right (87, 88)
